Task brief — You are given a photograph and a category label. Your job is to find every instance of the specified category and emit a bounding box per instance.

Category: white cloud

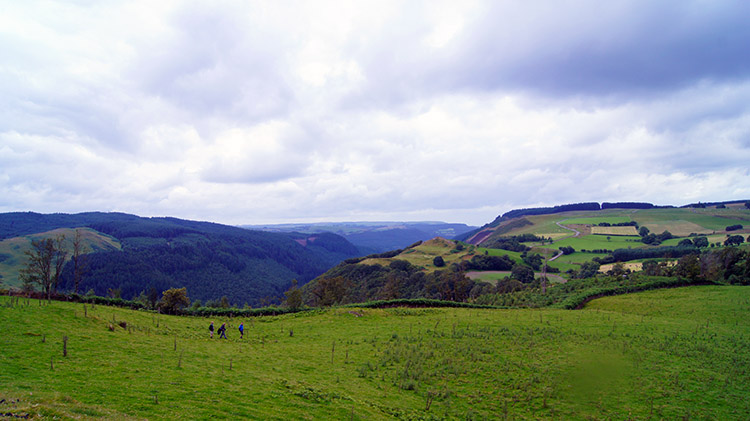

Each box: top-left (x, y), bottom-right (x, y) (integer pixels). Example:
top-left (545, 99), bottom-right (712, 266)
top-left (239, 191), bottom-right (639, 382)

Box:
top-left (1, 1), bottom-right (749, 226)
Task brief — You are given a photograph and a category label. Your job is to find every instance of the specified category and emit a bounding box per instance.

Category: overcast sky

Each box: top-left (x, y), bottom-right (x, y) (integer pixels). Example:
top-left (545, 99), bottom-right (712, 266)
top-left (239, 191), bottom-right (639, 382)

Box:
top-left (2, 1), bottom-right (750, 226)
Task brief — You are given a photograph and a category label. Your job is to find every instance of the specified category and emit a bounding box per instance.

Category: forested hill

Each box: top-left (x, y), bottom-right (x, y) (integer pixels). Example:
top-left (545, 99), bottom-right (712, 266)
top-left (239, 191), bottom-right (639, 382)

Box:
top-left (0, 212), bottom-right (362, 306)
top-left (246, 221), bottom-right (477, 254)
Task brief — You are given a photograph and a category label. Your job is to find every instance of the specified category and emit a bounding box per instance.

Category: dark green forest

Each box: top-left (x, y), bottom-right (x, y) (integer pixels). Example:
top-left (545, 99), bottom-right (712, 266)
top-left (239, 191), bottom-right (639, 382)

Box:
top-left (1, 212), bottom-right (362, 306)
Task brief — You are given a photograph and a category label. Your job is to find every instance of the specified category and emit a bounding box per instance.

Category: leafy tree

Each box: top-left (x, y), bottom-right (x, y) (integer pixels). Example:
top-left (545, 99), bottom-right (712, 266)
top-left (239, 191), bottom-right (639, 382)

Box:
top-left (678, 238), bottom-right (695, 247)
top-left (559, 246), bottom-right (575, 255)
top-left (726, 224), bottom-right (743, 232)
top-left (578, 261), bottom-right (600, 279)
top-left (522, 253), bottom-right (543, 270)
top-left (219, 296), bottom-right (231, 308)
top-left (642, 260), bottom-right (664, 276)
top-left (159, 287), bottom-right (190, 314)
top-left (284, 280), bottom-right (303, 310)
top-left (312, 276), bottom-right (351, 306)
top-left (639, 226), bottom-right (650, 237)
top-left (433, 256), bottom-right (445, 267)
top-left (675, 254), bottom-right (701, 281)
top-left (495, 278), bottom-right (525, 294)
top-left (693, 236), bottom-right (709, 248)
top-left (725, 235), bottom-right (745, 246)
top-left (147, 287), bottom-right (160, 309)
top-left (510, 264), bottom-right (535, 283)
top-left (107, 288), bottom-right (121, 299)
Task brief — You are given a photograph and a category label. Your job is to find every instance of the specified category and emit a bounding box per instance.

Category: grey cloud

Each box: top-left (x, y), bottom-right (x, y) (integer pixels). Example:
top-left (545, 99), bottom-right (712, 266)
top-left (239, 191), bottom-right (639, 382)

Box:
top-left (349, 1), bottom-right (750, 106)
top-left (129, 4), bottom-right (293, 123)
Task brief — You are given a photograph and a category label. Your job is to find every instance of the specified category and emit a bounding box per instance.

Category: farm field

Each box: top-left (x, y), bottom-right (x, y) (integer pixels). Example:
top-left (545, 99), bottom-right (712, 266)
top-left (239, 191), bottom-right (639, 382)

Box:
top-left (590, 226), bottom-right (638, 236)
top-left (2, 286), bottom-right (750, 419)
top-left (471, 206), bottom-right (750, 275)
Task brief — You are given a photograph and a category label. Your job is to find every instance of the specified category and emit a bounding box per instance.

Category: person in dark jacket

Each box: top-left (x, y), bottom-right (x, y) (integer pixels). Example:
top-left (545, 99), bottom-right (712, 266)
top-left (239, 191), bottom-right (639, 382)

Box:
top-left (218, 322), bottom-right (227, 339)
top-left (209, 321), bottom-right (214, 338)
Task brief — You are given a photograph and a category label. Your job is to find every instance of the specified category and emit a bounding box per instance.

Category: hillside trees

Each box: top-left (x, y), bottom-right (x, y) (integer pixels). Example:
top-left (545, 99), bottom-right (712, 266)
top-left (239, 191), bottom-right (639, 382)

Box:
top-left (462, 254), bottom-right (514, 271)
top-left (692, 236), bottom-right (709, 248)
top-left (559, 246), bottom-right (575, 255)
top-left (725, 235), bottom-right (745, 246)
top-left (284, 279), bottom-right (303, 310)
top-left (510, 264), bottom-right (535, 283)
top-left (311, 276), bottom-right (352, 306)
top-left (577, 261), bottom-right (600, 279)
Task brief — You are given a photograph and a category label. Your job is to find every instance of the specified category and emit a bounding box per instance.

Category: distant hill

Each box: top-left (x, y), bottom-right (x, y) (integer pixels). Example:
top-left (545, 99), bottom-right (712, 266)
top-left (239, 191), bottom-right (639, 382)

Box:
top-left (459, 200), bottom-right (750, 244)
top-left (301, 201), bottom-right (750, 307)
top-left (245, 221), bottom-right (477, 254)
top-left (0, 212), bottom-right (362, 306)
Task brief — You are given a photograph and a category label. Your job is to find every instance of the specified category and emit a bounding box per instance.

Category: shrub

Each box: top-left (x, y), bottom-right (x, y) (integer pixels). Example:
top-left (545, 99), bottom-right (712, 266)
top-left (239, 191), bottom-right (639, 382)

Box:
top-left (159, 287), bottom-right (190, 314)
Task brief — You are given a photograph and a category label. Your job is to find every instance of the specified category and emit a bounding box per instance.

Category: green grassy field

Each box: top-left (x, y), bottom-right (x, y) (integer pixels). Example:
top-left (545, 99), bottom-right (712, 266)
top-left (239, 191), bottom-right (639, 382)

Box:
top-left (2, 286), bottom-right (749, 419)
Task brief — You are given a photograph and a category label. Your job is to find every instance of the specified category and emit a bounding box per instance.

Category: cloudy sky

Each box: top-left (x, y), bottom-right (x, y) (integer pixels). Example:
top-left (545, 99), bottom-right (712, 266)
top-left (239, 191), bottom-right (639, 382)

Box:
top-left (2, 1), bottom-right (750, 226)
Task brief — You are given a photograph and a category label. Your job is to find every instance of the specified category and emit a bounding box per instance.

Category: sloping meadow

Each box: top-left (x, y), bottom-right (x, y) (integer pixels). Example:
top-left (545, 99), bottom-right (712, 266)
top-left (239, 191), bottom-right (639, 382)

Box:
top-left (1, 285), bottom-right (749, 419)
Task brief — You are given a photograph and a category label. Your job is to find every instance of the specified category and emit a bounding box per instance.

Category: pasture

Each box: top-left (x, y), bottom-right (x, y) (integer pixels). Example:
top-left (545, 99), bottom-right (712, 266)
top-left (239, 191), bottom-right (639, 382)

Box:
top-left (2, 286), bottom-right (750, 419)
top-left (590, 226), bottom-right (638, 236)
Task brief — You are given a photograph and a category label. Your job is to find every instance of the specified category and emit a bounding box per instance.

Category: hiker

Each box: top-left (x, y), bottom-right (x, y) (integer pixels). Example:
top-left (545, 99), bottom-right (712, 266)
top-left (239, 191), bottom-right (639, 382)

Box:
top-left (209, 321), bottom-right (214, 338)
top-left (218, 322), bottom-right (227, 339)
top-left (238, 322), bottom-right (244, 339)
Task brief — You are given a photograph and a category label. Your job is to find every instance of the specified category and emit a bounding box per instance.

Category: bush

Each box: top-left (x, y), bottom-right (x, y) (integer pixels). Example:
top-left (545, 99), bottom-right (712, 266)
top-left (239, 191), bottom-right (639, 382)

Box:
top-left (725, 235), bottom-right (745, 246)
top-left (159, 287), bottom-right (190, 314)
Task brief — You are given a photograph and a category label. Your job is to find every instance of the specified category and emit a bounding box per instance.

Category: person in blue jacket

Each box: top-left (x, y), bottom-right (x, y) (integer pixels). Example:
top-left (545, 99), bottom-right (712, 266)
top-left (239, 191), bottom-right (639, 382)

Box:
top-left (218, 322), bottom-right (227, 339)
top-left (238, 322), bottom-right (244, 339)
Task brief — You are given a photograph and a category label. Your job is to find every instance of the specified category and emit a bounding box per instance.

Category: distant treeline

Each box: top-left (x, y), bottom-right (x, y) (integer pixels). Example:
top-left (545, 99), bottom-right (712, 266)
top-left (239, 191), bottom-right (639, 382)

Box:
top-left (601, 202), bottom-right (655, 210)
top-left (680, 200), bottom-right (750, 208)
top-left (500, 202), bottom-right (601, 220)
top-left (482, 234), bottom-right (548, 252)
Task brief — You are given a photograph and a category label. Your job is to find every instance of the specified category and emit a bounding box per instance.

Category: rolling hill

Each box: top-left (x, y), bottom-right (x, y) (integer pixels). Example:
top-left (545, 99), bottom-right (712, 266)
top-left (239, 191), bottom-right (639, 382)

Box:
top-left (302, 201), bottom-right (750, 306)
top-left (0, 212), bottom-right (362, 306)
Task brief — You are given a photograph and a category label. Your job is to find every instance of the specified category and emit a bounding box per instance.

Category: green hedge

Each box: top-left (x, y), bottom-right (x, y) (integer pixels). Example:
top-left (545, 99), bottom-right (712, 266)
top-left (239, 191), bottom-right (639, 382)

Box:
top-left (555, 277), bottom-right (715, 310)
top-left (343, 298), bottom-right (506, 310)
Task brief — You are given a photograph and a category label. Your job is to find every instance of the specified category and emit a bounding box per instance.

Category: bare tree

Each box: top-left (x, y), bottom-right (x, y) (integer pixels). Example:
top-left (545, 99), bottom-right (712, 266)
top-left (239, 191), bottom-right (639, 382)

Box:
top-left (52, 235), bottom-right (68, 295)
top-left (21, 238), bottom-right (55, 299)
top-left (20, 235), bottom-right (67, 300)
top-left (71, 229), bottom-right (88, 294)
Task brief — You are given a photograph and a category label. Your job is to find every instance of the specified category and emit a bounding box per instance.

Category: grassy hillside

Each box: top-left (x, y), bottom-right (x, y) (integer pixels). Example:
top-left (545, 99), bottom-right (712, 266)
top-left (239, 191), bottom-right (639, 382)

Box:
top-left (2, 286), bottom-right (749, 419)
top-left (470, 206), bottom-right (749, 269)
top-left (0, 228), bottom-right (121, 288)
